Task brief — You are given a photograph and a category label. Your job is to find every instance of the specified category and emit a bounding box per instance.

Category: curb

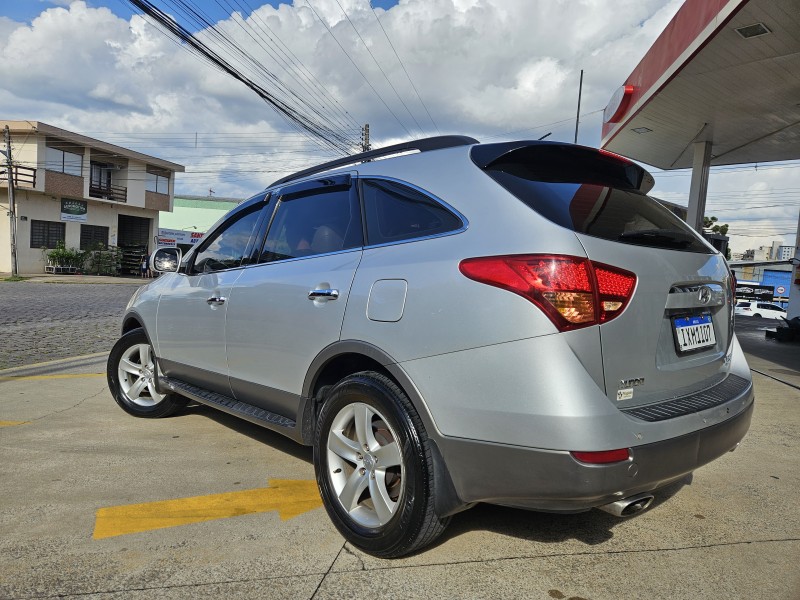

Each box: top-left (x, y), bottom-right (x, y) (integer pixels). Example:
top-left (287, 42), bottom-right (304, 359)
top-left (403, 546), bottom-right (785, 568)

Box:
top-left (0, 352), bottom-right (110, 376)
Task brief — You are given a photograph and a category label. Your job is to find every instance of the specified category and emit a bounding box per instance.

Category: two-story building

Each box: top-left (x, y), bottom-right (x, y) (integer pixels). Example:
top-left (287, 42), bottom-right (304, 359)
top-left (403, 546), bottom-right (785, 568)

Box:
top-left (1, 120), bottom-right (184, 274)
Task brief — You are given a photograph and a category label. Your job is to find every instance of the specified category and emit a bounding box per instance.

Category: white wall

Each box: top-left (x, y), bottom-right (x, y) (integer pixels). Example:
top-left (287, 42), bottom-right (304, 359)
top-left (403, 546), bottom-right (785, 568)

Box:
top-left (8, 189), bottom-right (161, 273)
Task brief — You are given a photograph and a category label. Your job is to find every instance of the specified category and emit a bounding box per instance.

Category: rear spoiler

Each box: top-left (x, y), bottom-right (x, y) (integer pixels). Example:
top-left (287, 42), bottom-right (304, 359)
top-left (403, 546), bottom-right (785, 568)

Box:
top-left (470, 141), bottom-right (655, 194)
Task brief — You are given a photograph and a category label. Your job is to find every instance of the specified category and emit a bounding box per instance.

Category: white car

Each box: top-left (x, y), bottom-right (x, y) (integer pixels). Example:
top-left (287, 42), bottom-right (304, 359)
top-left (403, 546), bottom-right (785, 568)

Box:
top-left (735, 300), bottom-right (787, 320)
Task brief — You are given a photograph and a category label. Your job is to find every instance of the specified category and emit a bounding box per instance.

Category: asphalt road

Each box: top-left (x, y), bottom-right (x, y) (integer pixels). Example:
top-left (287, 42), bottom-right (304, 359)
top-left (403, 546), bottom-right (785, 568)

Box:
top-left (0, 281), bottom-right (139, 369)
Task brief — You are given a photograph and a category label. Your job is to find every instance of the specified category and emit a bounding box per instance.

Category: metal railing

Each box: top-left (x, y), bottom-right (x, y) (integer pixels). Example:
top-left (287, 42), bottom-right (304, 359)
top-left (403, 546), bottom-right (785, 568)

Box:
top-left (89, 182), bottom-right (127, 203)
top-left (0, 164), bottom-right (37, 187)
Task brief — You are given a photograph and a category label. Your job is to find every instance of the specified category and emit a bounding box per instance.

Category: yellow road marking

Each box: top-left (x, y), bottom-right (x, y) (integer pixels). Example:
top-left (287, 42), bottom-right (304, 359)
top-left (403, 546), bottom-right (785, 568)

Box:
top-left (0, 373), bottom-right (104, 382)
top-left (93, 479), bottom-right (322, 539)
top-left (0, 420), bottom-right (29, 427)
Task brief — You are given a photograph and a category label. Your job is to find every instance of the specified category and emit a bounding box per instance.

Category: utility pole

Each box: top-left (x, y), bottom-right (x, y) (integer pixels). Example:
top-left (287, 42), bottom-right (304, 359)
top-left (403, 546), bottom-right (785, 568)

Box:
top-left (361, 124), bottom-right (371, 153)
top-left (574, 69), bottom-right (583, 144)
top-left (3, 125), bottom-right (18, 276)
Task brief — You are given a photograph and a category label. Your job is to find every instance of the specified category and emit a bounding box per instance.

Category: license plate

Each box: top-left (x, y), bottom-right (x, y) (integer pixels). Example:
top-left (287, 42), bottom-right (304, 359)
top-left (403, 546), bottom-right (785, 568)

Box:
top-left (673, 314), bottom-right (716, 353)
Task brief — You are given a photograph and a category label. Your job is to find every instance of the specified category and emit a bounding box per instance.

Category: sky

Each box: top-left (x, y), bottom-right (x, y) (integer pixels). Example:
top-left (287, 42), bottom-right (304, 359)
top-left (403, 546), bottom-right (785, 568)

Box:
top-left (0, 0), bottom-right (797, 254)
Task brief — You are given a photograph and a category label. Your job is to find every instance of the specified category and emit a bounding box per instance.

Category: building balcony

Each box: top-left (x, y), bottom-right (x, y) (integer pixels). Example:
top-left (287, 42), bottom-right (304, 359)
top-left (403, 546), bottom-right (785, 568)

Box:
top-left (44, 170), bottom-right (84, 198)
top-left (0, 165), bottom-right (37, 188)
top-left (89, 183), bottom-right (127, 203)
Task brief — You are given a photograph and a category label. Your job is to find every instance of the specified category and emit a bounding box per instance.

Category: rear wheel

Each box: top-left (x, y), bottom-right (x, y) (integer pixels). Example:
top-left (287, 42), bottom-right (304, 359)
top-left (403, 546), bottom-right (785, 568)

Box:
top-left (107, 328), bottom-right (186, 418)
top-left (314, 371), bottom-right (449, 558)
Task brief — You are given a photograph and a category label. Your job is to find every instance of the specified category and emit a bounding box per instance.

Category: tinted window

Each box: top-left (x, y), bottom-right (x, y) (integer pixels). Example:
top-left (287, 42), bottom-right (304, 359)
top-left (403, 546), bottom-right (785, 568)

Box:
top-left (480, 151), bottom-right (712, 254)
top-left (361, 179), bottom-right (462, 245)
top-left (260, 186), bottom-right (361, 262)
top-left (191, 207), bottom-right (262, 273)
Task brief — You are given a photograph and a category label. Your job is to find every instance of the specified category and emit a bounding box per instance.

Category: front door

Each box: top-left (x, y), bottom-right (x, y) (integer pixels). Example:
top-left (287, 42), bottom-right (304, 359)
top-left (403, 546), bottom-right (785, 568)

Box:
top-left (225, 174), bottom-right (363, 417)
top-left (156, 202), bottom-right (265, 396)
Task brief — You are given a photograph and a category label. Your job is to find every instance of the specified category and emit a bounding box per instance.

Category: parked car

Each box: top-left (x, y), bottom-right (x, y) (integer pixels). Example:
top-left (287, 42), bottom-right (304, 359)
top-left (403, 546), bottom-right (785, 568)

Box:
top-left (108, 137), bottom-right (754, 558)
top-left (734, 300), bottom-right (787, 320)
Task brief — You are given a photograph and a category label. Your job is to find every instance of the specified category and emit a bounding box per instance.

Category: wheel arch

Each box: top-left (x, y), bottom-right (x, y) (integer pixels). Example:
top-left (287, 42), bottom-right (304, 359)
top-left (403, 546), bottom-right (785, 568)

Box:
top-left (122, 313), bottom-right (144, 335)
top-left (119, 312), bottom-right (164, 390)
top-left (301, 340), bottom-right (468, 518)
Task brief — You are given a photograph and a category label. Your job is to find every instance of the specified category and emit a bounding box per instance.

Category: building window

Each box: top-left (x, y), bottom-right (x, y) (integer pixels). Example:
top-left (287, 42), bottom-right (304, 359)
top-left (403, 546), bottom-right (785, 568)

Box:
top-left (45, 146), bottom-right (83, 177)
top-left (30, 220), bottom-right (66, 249)
top-left (146, 171), bottom-right (170, 194)
top-left (80, 224), bottom-right (109, 250)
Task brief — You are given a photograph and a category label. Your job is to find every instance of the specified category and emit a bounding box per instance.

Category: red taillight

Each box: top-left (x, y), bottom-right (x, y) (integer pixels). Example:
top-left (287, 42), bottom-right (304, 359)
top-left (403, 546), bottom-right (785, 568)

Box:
top-left (459, 254), bottom-right (636, 331)
top-left (570, 448), bottom-right (631, 464)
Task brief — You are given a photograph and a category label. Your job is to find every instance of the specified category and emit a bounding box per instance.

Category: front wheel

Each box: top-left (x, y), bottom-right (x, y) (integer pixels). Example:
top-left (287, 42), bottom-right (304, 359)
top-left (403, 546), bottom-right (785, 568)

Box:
top-left (107, 328), bottom-right (186, 418)
top-left (314, 371), bottom-right (449, 558)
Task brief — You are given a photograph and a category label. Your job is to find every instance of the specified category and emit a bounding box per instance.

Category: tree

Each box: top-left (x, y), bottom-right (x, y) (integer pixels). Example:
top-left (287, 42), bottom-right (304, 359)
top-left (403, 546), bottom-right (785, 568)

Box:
top-left (703, 216), bottom-right (731, 260)
top-left (703, 215), bottom-right (729, 236)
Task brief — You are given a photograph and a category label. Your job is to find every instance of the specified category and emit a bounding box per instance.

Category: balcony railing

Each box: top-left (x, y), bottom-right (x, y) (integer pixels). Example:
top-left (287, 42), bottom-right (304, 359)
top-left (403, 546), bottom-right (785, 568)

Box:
top-left (0, 165), bottom-right (37, 188)
top-left (89, 183), bottom-right (127, 203)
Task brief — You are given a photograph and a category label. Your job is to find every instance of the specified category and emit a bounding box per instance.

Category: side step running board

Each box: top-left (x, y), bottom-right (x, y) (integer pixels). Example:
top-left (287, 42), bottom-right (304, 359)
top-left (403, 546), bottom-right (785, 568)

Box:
top-left (161, 377), bottom-right (297, 431)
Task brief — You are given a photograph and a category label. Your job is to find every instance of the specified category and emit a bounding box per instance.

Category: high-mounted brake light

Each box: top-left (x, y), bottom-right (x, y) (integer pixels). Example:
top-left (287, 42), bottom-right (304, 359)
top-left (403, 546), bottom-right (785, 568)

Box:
top-left (570, 448), bottom-right (631, 464)
top-left (459, 254), bottom-right (636, 331)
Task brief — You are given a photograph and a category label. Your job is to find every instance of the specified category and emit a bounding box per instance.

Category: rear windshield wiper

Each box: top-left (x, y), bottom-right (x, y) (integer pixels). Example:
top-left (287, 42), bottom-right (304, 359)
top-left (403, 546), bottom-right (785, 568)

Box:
top-left (618, 228), bottom-right (696, 249)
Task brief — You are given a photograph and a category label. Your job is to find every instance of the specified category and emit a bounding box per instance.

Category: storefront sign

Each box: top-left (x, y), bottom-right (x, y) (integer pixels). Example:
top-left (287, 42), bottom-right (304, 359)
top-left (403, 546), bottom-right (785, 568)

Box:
top-left (157, 228), bottom-right (204, 247)
top-left (61, 199), bottom-right (88, 222)
top-left (735, 284), bottom-right (774, 301)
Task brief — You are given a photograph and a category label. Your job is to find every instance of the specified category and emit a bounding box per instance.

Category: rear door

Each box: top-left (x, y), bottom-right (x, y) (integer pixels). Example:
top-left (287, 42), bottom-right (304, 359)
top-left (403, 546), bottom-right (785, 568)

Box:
top-left (576, 229), bottom-right (732, 408)
top-left (225, 174), bottom-right (363, 418)
top-left (474, 142), bottom-right (735, 409)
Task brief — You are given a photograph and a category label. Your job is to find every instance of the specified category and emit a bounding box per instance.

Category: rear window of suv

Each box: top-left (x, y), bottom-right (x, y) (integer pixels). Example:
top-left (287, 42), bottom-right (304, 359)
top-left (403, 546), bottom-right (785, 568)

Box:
top-left (474, 144), bottom-right (713, 254)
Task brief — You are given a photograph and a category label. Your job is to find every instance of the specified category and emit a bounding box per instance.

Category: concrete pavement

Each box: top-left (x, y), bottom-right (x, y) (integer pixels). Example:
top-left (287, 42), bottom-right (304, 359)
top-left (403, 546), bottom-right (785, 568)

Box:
top-left (1, 348), bottom-right (798, 599)
top-left (1, 279), bottom-right (798, 599)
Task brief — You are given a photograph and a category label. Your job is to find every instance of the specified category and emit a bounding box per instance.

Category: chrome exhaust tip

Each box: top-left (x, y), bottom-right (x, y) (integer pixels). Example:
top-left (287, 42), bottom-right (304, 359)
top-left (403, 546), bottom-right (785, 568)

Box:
top-left (598, 493), bottom-right (654, 518)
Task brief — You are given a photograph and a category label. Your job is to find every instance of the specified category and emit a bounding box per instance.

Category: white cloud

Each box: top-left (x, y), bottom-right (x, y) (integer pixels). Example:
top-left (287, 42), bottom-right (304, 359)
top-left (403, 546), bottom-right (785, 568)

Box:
top-left (0, 0), bottom-right (796, 258)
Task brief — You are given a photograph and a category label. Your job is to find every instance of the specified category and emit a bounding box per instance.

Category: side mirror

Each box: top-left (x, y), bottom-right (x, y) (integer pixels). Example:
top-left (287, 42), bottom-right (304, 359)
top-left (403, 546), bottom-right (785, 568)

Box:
top-left (151, 247), bottom-right (182, 273)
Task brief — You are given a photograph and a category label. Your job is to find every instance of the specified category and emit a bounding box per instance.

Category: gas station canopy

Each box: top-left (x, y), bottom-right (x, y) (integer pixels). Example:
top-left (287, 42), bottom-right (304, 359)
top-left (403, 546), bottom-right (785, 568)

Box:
top-left (600, 0), bottom-right (800, 170)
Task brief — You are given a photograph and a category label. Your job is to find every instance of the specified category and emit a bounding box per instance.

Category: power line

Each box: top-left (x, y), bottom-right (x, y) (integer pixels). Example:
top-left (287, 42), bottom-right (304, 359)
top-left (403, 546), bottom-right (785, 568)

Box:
top-left (304, 0), bottom-right (413, 138)
top-left (232, 0), bottom-right (362, 132)
top-left (369, 1), bottom-right (439, 134)
top-left (211, 0), bottom-right (361, 135)
top-left (332, 0), bottom-right (425, 137)
top-left (124, 0), bottom-right (358, 154)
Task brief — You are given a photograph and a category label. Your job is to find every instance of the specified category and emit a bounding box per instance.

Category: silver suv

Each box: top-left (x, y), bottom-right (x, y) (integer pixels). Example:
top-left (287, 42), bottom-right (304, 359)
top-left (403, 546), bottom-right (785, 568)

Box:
top-left (107, 136), bottom-right (754, 557)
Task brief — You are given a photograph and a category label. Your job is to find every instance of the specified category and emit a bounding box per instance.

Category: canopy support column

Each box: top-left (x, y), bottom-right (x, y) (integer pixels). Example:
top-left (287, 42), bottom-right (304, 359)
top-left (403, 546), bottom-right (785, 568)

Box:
top-left (686, 141), bottom-right (712, 233)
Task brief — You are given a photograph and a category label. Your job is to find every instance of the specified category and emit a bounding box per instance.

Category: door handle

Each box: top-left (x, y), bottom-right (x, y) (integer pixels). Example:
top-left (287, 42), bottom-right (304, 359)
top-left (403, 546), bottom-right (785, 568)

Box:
top-left (308, 289), bottom-right (339, 301)
top-left (206, 295), bottom-right (227, 306)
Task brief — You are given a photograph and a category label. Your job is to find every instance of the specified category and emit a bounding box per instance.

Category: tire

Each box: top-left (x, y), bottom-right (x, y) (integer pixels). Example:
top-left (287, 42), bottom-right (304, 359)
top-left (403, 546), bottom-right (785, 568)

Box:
top-left (753, 313), bottom-right (762, 318)
top-left (314, 371), bottom-right (449, 558)
top-left (107, 328), bottom-right (187, 418)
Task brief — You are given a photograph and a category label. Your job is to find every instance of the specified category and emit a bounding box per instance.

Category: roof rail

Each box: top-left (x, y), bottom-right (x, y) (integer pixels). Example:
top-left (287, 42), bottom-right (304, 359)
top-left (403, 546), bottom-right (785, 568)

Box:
top-left (270, 135), bottom-right (479, 187)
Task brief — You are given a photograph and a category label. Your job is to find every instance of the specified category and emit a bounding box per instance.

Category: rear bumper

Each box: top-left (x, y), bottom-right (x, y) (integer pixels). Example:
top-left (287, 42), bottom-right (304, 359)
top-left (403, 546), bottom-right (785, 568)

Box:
top-left (434, 391), bottom-right (753, 513)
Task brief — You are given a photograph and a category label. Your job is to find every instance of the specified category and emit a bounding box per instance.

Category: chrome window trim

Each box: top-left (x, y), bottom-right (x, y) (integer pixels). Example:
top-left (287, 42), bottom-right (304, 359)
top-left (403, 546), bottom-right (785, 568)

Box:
top-left (356, 175), bottom-right (469, 250)
top-left (242, 246), bottom-right (363, 269)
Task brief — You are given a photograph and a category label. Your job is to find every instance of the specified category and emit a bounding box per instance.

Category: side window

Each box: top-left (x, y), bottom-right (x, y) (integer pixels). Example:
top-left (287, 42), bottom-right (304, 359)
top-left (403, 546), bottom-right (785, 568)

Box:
top-left (361, 179), bottom-right (462, 245)
top-left (260, 186), bottom-right (362, 262)
top-left (191, 207), bottom-right (262, 274)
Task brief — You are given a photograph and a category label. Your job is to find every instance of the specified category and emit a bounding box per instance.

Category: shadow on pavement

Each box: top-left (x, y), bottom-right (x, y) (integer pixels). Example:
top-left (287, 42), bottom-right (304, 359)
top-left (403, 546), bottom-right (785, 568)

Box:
top-left (431, 475), bottom-right (692, 550)
top-left (180, 403), bottom-right (314, 464)
top-left (735, 318), bottom-right (800, 375)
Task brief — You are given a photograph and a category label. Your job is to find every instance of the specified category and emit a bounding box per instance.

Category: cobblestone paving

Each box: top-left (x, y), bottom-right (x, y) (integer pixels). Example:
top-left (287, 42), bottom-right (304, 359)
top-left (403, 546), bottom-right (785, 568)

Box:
top-left (0, 282), bottom-right (141, 369)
